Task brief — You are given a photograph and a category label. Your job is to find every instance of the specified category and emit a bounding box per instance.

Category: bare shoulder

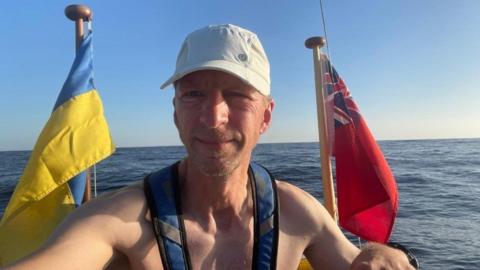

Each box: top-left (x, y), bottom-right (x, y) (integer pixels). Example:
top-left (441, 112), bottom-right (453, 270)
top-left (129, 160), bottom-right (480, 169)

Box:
top-left (66, 181), bottom-right (147, 224)
top-left (90, 181), bottom-right (146, 214)
top-left (49, 181), bottom-right (149, 244)
top-left (275, 180), bottom-right (359, 269)
top-left (96, 180), bottom-right (145, 202)
top-left (275, 180), bottom-right (332, 238)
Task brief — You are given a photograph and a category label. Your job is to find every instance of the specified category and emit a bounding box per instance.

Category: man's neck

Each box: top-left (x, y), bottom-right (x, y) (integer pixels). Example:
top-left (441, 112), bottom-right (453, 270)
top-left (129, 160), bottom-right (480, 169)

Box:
top-left (179, 159), bottom-right (252, 231)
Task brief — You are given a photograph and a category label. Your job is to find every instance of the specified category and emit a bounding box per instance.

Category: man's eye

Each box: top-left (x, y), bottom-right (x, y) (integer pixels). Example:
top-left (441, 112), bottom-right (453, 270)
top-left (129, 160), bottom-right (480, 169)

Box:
top-left (185, 90), bottom-right (204, 97)
top-left (226, 91), bottom-right (249, 99)
top-left (180, 90), bottom-right (205, 101)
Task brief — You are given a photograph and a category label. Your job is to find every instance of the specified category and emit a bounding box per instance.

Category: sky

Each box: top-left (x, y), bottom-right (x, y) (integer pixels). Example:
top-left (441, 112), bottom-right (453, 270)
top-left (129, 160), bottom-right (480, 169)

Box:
top-left (1, 0), bottom-right (479, 151)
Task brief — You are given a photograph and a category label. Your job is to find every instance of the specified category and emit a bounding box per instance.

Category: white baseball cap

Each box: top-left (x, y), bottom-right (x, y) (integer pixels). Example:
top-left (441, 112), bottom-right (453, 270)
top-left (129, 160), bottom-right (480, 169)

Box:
top-left (160, 24), bottom-right (271, 96)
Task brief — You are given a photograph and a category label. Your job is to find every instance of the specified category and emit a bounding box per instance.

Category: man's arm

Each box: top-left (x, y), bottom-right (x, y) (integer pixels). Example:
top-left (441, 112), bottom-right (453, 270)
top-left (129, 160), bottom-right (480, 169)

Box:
top-left (277, 181), bottom-right (415, 270)
top-left (293, 187), bottom-right (360, 268)
top-left (4, 184), bottom-right (144, 270)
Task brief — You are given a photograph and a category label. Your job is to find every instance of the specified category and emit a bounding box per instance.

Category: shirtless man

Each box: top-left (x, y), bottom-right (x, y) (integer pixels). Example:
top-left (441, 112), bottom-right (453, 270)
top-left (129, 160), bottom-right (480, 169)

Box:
top-left (5, 24), bottom-right (416, 270)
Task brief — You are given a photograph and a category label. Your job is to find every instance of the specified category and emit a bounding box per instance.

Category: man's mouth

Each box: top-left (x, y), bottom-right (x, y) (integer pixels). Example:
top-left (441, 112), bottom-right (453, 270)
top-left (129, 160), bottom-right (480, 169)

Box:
top-left (196, 137), bottom-right (234, 145)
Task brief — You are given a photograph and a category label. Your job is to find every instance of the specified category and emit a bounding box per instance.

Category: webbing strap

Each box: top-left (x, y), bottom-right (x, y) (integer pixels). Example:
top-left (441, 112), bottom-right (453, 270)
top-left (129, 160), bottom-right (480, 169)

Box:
top-left (250, 162), bottom-right (279, 270)
top-left (260, 215), bottom-right (275, 237)
top-left (155, 219), bottom-right (182, 245)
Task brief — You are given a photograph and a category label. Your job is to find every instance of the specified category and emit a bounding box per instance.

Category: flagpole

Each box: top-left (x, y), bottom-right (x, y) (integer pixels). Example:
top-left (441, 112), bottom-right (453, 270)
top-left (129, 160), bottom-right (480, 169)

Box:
top-left (65, 5), bottom-right (92, 50)
top-left (65, 4), bottom-right (93, 203)
top-left (305, 36), bottom-right (337, 221)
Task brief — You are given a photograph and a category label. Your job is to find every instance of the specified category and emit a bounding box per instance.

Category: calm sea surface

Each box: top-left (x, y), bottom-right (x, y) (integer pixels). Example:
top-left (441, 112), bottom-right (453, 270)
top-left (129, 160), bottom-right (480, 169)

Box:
top-left (1, 139), bottom-right (479, 269)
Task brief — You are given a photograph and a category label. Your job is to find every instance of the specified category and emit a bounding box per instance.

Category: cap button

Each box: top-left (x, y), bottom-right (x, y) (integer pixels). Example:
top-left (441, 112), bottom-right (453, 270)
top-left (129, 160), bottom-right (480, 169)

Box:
top-left (238, 53), bottom-right (248, 61)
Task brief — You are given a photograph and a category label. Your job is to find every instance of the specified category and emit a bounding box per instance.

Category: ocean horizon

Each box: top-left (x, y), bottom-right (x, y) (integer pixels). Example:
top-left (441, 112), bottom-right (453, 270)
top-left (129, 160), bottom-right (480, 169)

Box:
top-left (2, 136), bottom-right (479, 153)
top-left (1, 138), bottom-right (479, 269)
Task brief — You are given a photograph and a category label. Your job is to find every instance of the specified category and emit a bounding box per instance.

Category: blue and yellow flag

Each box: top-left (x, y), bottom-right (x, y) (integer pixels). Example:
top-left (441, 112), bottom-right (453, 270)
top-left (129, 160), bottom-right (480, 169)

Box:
top-left (0, 31), bottom-right (115, 265)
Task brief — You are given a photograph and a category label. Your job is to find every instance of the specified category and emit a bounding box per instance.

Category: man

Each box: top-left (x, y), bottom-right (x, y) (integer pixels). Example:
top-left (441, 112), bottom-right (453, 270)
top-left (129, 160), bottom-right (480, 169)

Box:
top-left (5, 24), bottom-right (416, 270)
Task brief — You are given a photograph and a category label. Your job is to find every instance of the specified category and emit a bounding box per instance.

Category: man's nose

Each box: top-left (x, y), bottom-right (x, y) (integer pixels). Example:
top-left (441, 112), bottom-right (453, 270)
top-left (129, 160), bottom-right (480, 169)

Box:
top-left (199, 93), bottom-right (229, 128)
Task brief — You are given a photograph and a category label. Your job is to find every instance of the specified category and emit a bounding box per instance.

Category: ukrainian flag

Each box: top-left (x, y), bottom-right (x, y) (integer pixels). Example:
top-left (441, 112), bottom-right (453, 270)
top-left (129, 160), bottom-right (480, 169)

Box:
top-left (0, 31), bottom-right (115, 265)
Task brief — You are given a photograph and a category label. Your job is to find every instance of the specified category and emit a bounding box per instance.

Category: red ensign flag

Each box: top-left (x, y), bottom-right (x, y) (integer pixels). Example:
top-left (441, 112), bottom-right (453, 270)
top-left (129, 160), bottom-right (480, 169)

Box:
top-left (322, 56), bottom-right (398, 243)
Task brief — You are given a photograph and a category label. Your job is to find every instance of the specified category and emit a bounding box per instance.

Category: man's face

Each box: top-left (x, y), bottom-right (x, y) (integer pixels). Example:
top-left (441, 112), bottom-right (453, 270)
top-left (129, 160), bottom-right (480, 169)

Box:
top-left (174, 70), bottom-right (274, 176)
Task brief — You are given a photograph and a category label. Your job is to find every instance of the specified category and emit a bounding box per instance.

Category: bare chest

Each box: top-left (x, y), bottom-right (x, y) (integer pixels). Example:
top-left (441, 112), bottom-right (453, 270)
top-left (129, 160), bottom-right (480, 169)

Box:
top-left (120, 216), bottom-right (307, 270)
top-left (121, 219), bottom-right (255, 270)
top-left (183, 219), bottom-right (254, 270)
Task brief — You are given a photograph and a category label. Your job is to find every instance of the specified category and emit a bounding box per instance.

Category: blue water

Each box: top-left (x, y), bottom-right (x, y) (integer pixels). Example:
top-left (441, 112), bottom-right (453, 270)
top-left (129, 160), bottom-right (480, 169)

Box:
top-left (1, 139), bottom-right (479, 269)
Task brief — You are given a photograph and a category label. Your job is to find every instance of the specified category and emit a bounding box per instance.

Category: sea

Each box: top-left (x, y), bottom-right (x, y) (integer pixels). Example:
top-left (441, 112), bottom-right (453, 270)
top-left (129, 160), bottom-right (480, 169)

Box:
top-left (1, 139), bottom-right (479, 269)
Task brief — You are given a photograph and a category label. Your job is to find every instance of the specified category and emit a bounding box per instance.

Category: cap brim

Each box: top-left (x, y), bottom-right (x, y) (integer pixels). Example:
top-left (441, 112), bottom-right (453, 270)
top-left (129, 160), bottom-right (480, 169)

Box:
top-left (160, 60), bottom-right (269, 96)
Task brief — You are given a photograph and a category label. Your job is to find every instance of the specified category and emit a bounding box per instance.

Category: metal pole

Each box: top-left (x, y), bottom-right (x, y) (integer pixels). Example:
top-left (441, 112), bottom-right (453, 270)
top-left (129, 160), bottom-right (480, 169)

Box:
top-left (65, 4), bottom-right (93, 203)
top-left (305, 36), bottom-right (337, 221)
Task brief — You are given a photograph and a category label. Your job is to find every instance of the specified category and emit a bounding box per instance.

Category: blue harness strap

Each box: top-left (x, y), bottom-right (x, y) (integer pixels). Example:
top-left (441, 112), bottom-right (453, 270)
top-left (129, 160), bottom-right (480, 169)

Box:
top-left (144, 162), bottom-right (191, 270)
top-left (249, 162), bottom-right (279, 270)
top-left (144, 161), bottom-right (279, 270)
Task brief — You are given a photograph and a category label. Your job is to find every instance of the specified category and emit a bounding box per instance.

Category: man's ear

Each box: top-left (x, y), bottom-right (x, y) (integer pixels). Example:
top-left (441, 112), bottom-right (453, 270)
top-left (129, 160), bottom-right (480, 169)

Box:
top-left (260, 98), bottom-right (274, 134)
top-left (173, 97), bottom-right (179, 128)
top-left (174, 112), bottom-right (179, 128)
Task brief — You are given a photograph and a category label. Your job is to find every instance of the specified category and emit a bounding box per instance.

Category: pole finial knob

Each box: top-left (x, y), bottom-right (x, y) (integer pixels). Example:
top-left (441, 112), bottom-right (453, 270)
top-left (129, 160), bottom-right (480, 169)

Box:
top-left (305, 36), bottom-right (326, 49)
top-left (65, 5), bottom-right (92, 21)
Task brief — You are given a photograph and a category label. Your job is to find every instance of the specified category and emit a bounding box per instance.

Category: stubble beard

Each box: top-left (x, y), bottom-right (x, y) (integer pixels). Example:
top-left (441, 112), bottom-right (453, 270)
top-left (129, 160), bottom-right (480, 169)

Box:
top-left (193, 154), bottom-right (241, 177)
top-left (182, 130), bottom-right (245, 177)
